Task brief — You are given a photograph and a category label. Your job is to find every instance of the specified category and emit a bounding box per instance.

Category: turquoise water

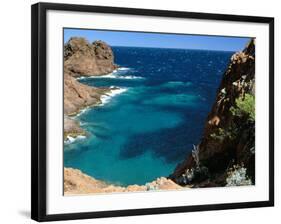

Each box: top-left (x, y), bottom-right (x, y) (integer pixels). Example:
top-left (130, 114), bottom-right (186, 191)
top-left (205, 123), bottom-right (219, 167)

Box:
top-left (64, 47), bottom-right (233, 186)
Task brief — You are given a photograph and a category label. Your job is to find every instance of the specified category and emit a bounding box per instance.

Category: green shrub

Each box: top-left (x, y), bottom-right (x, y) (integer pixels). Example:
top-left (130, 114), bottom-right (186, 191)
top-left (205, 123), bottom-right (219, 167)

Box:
top-left (210, 127), bottom-right (237, 142)
top-left (230, 93), bottom-right (255, 121)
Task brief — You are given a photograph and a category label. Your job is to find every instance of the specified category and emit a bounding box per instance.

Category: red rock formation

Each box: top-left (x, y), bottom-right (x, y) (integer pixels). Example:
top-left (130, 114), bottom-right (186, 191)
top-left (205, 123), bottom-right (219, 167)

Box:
top-left (64, 37), bottom-right (117, 77)
top-left (170, 39), bottom-right (255, 187)
top-left (64, 71), bottom-right (108, 115)
top-left (63, 37), bottom-right (118, 138)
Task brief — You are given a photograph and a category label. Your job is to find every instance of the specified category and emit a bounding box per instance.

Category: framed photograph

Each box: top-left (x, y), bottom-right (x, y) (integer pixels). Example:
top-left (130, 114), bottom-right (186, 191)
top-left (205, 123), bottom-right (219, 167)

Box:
top-left (31, 2), bottom-right (274, 222)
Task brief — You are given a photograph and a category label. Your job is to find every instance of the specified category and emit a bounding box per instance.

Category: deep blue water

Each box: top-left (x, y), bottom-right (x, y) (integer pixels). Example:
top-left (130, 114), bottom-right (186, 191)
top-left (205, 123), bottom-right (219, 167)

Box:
top-left (64, 47), bottom-right (233, 186)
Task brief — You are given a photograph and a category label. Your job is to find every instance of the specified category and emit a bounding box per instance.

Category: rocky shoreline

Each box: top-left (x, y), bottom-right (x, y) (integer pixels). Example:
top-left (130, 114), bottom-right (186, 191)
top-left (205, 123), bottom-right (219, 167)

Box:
top-left (63, 36), bottom-right (255, 194)
top-left (64, 37), bottom-right (118, 140)
top-left (63, 37), bottom-right (184, 194)
top-left (64, 168), bottom-right (183, 195)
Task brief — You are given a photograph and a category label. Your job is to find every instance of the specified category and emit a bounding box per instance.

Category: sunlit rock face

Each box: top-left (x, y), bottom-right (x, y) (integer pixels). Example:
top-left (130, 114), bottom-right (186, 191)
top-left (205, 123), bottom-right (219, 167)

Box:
top-left (64, 37), bottom-right (117, 77)
top-left (64, 168), bottom-right (182, 195)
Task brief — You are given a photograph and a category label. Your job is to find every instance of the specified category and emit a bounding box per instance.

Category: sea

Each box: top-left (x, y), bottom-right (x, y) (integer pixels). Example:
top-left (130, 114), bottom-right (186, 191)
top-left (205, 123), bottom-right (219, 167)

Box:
top-left (64, 47), bottom-right (234, 186)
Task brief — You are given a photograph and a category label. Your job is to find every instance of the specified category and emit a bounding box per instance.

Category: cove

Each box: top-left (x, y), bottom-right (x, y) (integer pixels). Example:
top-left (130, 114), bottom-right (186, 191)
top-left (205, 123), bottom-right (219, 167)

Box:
top-left (64, 47), bottom-right (233, 186)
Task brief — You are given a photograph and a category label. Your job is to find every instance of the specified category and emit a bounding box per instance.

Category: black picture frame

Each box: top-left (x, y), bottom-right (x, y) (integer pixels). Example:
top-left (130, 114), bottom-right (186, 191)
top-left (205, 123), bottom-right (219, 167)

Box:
top-left (31, 2), bottom-right (274, 222)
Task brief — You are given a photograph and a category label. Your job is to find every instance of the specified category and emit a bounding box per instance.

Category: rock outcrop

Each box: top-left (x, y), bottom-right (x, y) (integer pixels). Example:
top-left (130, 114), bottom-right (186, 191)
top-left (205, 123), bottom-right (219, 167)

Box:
top-left (64, 168), bottom-right (182, 195)
top-left (63, 37), bottom-right (117, 137)
top-left (64, 71), bottom-right (109, 115)
top-left (64, 37), bottom-right (117, 77)
top-left (170, 39), bottom-right (255, 187)
top-left (64, 116), bottom-right (85, 139)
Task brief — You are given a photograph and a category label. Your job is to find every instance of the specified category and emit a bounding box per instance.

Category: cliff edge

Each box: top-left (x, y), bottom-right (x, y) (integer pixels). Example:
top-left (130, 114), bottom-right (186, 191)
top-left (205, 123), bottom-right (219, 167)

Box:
top-left (170, 39), bottom-right (255, 187)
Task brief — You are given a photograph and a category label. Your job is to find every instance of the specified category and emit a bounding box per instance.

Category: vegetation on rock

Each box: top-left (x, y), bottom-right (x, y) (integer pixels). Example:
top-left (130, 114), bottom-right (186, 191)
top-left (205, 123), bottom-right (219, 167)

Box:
top-left (170, 39), bottom-right (256, 187)
top-left (230, 93), bottom-right (255, 121)
top-left (226, 165), bottom-right (252, 186)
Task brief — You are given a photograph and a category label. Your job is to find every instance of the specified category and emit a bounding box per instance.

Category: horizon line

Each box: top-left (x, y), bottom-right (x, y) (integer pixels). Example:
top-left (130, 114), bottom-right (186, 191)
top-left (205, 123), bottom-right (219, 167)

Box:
top-left (110, 45), bottom-right (236, 52)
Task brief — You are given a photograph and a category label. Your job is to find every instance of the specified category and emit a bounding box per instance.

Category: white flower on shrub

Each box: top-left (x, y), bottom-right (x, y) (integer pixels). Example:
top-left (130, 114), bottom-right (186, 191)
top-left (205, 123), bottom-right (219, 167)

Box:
top-left (226, 165), bottom-right (252, 186)
top-left (181, 168), bottom-right (194, 184)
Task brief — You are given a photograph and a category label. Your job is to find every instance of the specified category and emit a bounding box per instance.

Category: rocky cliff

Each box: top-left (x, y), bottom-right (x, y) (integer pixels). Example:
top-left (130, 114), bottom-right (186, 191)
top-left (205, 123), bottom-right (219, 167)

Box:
top-left (170, 39), bottom-right (255, 187)
top-left (64, 70), bottom-right (109, 115)
top-left (64, 37), bottom-right (117, 138)
top-left (64, 37), bottom-right (117, 77)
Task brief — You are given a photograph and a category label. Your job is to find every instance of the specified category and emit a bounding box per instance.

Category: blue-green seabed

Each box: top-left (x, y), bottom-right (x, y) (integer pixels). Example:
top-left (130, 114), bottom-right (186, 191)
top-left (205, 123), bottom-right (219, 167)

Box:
top-left (64, 47), bottom-right (233, 186)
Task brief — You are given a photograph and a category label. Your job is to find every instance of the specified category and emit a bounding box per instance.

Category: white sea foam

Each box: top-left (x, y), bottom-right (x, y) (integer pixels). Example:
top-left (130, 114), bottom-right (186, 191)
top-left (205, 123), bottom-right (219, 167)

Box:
top-left (88, 73), bottom-right (143, 80)
top-left (64, 135), bottom-right (86, 144)
top-left (76, 67), bottom-right (144, 80)
top-left (118, 75), bottom-right (144, 80)
top-left (76, 76), bottom-right (86, 80)
top-left (95, 73), bottom-right (118, 79)
top-left (118, 67), bottom-right (130, 71)
top-left (100, 87), bottom-right (127, 106)
top-left (75, 107), bottom-right (89, 117)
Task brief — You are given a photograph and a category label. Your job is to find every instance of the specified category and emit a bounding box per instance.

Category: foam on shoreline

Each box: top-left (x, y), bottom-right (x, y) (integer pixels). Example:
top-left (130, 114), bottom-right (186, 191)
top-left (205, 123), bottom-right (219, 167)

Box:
top-left (75, 107), bottom-right (90, 117)
top-left (100, 87), bottom-right (128, 106)
top-left (65, 71), bottom-right (129, 145)
top-left (64, 135), bottom-right (86, 144)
